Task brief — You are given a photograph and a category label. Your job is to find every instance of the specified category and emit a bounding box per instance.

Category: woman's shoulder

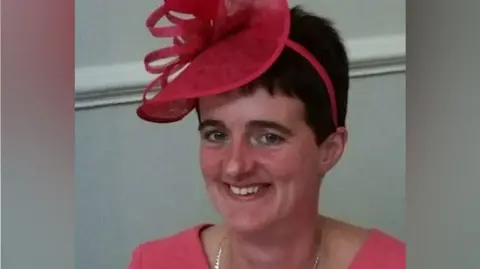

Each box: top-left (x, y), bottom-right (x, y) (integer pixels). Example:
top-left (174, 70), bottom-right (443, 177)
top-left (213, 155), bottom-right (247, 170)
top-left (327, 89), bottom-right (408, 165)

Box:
top-left (322, 217), bottom-right (405, 269)
top-left (348, 228), bottom-right (405, 269)
top-left (127, 223), bottom-right (212, 269)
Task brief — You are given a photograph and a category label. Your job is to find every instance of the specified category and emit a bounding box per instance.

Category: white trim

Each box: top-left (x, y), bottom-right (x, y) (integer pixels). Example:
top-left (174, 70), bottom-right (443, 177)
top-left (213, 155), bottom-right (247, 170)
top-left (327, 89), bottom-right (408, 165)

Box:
top-left (75, 34), bottom-right (405, 110)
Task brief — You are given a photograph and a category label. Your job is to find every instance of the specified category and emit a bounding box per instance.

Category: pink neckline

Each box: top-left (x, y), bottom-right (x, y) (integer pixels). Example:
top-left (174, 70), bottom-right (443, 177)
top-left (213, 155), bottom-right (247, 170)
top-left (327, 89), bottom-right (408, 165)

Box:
top-left (194, 223), bottom-right (215, 269)
top-left (191, 223), bottom-right (381, 269)
top-left (346, 228), bottom-right (382, 269)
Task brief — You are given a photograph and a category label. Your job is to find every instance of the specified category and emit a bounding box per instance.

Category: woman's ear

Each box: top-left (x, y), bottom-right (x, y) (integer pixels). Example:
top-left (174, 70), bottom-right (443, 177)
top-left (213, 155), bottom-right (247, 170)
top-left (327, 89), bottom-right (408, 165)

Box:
top-left (317, 127), bottom-right (348, 174)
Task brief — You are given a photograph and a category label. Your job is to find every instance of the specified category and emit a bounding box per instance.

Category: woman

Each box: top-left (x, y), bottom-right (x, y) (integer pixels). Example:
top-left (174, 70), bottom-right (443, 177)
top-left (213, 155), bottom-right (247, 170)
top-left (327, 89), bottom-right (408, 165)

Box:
top-left (129, 0), bottom-right (405, 268)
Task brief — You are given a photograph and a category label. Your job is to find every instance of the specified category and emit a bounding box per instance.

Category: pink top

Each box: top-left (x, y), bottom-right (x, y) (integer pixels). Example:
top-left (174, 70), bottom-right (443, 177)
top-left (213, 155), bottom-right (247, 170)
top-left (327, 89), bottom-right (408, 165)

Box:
top-left (128, 224), bottom-right (405, 269)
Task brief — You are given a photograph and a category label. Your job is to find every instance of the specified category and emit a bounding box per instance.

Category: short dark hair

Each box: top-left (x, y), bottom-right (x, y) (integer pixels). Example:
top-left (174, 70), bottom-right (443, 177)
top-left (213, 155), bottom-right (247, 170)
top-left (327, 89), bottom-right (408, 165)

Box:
top-left (197, 6), bottom-right (350, 145)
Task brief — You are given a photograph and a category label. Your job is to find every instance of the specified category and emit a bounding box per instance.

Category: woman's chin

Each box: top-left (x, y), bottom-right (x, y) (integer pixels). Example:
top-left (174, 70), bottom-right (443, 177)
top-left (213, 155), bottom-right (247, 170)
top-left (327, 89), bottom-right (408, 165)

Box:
top-left (209, 184), bottom-right (283, 233)
top-left (223, 214), bottom-right (272, 234)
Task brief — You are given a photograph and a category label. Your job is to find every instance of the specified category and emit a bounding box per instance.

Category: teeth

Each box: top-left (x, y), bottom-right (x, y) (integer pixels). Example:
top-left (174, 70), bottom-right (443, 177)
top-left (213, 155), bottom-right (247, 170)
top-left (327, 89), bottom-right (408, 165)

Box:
top-left (230, 185), bottom-right (261, 196)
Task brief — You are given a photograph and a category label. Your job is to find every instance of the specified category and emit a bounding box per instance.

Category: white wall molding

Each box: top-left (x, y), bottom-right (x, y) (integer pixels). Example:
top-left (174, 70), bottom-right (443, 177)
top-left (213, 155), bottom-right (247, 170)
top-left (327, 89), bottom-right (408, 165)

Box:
top-left (75, 34), bottom-right (405, 110)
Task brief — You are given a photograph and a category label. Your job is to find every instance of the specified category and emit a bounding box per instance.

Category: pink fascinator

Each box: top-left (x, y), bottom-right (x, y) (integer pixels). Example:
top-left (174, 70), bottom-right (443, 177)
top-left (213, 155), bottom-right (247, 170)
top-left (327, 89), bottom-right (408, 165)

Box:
top-left (137, 0), bottom-right (338, 127)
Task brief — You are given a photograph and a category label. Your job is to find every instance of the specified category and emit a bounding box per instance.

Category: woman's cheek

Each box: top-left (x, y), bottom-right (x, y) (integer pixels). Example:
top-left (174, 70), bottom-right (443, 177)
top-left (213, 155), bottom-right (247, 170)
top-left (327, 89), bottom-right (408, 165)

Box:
top-left (200, 148), bottom-right (223, 180)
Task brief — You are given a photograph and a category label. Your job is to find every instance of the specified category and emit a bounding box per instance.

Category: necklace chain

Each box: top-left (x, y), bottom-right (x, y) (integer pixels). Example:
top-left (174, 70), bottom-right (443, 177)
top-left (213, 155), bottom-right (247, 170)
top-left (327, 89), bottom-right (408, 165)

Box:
top-left (214, 236), bottom-right (321, 269)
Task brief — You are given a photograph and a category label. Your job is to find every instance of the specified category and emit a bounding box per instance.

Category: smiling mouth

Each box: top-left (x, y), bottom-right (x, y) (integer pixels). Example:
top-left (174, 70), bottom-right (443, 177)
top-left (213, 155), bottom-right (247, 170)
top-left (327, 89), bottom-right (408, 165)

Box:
top-left (224, 183), bottom-right (272, 199)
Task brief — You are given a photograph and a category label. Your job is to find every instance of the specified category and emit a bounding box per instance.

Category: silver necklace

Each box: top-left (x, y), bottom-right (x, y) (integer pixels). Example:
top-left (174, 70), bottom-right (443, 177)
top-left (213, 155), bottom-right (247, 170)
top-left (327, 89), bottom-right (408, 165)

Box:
top-left (214, 236), bottom-right (321, 269)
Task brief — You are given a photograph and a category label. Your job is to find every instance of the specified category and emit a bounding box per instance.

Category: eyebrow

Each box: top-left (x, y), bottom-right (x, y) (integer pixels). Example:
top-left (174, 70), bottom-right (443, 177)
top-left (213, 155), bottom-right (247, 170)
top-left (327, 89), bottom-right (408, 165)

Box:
top-left (247, 120), bottom-right (294, 136)
top-left (198, 119), bottom-right (225, 132)
top-left (198, 119), bottom-right (293, 136)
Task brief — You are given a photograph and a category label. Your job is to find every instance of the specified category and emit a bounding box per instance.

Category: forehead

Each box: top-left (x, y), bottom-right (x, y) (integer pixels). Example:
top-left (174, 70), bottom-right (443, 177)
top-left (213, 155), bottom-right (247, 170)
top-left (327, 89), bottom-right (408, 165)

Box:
top-left (197, 88), bottom-right (305, 124)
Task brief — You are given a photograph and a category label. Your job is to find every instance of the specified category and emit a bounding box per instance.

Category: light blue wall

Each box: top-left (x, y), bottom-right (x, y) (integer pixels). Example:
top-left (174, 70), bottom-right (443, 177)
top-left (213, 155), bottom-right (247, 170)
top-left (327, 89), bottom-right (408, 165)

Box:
top-left (75, 0), bottom-right (405, 67)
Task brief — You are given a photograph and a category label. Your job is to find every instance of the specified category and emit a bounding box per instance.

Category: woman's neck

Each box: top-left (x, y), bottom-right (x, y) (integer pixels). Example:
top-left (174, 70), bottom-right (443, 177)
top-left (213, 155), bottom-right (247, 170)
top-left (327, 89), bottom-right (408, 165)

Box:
top-left (224, 212), bottom-right (323, 269)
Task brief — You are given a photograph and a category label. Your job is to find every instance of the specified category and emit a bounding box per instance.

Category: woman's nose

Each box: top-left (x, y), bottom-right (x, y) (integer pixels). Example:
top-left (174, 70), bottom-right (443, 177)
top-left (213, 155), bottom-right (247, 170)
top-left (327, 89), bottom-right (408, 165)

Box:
top-left (223, 138), bottom-right (254, 179)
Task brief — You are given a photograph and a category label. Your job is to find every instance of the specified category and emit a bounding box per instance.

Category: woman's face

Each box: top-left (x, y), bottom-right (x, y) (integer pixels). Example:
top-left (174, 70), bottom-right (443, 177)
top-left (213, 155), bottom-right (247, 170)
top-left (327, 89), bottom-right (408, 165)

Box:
top-left (197, 88), bottom-right (343, 233)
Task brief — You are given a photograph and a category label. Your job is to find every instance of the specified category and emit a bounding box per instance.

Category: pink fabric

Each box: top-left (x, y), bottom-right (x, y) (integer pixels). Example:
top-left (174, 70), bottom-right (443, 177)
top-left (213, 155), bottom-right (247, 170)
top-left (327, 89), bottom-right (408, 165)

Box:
top-left (128, 224), bottom-right (405, 269)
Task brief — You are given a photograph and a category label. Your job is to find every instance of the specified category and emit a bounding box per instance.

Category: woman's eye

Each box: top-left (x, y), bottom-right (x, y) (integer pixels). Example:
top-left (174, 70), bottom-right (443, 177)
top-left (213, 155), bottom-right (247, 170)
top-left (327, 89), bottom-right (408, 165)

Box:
top-left (256, 133), bottom-right (285, 145)
top-left (203, 131), bottom-right (227, 142)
